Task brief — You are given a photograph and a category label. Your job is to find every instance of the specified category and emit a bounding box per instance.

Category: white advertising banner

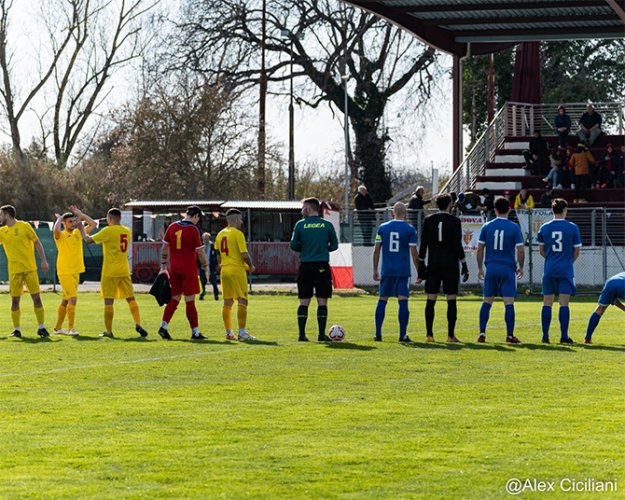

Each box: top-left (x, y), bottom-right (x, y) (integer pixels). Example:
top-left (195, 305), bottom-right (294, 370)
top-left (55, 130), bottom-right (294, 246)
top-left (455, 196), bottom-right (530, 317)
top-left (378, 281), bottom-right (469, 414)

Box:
top-left (516, 209), bottom-right (552, 244)
top-left (459, 215), bottom-right (485, 253)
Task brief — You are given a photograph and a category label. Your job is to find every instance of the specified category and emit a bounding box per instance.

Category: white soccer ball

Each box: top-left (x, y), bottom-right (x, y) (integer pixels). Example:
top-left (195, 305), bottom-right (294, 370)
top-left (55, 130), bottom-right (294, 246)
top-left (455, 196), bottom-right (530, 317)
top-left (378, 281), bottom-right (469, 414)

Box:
top-left (328, 324), bottom-right (346, 342)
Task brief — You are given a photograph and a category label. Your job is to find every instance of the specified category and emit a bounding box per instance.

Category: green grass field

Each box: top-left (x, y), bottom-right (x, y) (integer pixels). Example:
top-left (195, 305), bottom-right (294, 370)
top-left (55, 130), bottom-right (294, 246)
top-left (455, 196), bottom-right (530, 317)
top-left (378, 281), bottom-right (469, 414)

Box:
top-left (1, 292), bottom-right (624, 498)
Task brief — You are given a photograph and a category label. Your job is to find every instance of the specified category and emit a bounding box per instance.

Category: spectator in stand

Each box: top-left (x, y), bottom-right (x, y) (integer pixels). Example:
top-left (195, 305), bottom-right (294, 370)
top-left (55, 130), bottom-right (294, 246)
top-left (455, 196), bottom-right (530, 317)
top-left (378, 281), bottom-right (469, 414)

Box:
top-left (540, 186), bottom-right (556, 207)
top-left (480, 189), bottom-right (495, 219)
top-left (523, 130), bottom-right (550, 175)
top-left (408, 186), bottom-right (430, 226)
top-left (553, 105), bottom-right (571, 148)
top-left (502, 191), bottom-right (514, 209)
top-left (514, 187), bottom-right (535, 210)
top-left (561, 145), bottom-right (575, 189)
top-left (354, 185), bottom-right (375, 246)
top-left (456, 191), bottom-right (484, 215)
top-left (596, 144), bottom-right (618, 189)
top-left (569, 143), bottom-right (595, 203)
top-left (614, 145), bottom-right (625, 188)
top-left (578, 103), bottom-right (602, 146)
top-left (543, 146), bottom-right (564, 189)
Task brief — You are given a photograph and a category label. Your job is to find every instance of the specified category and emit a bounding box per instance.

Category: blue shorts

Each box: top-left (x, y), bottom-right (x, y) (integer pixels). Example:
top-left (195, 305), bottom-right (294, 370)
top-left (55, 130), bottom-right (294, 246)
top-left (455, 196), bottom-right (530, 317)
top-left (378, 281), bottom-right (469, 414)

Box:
top-left (379, 276), bottom-right (410, 298)
top-left (483, 264), bottom-right (517, 298)
top-left (598, 280), bottom-right (625, 307)
top-left (542, 276), bottom-right (576, 296)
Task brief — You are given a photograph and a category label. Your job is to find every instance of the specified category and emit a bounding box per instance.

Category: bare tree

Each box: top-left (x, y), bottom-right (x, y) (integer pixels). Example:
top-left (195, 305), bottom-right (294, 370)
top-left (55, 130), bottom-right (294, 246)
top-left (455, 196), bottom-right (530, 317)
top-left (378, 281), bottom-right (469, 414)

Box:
top-left (173, 0), bottom-right (438, 202)
top-left (0, 0), bottom-right (157, 167)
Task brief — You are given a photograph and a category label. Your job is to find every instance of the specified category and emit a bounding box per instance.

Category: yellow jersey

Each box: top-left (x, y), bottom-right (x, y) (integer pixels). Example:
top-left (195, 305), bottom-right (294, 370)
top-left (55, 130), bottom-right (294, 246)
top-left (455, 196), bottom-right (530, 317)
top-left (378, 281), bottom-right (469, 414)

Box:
top-left (215, 226), bottom-right (249, 270)
top-left (55, 228), bottom-right (86, 275)
top-left (91, 225), bottom-right (132, 277)
top-left (0, 220), bottom-right (39, 274)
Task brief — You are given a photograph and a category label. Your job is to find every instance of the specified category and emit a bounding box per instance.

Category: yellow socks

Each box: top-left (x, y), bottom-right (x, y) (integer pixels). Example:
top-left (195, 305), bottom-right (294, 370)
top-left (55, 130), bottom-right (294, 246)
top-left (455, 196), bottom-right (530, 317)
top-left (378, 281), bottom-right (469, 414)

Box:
top-left (237, 303), bottom-right (247, 329)
top-left (128, 300), bottom-right (141, 325)
top-left (11, 308), bottom-right (20, 329)
top-left (34, 306), bottom-right (45, 326)
top-left (222, 305), bottom-right (233, 330)
top-left (55, 304), bottom-right (67, 330)
top-left (104, 304), bottom-right (114, 333)
top-left (67, 303), bottom-right (76, 330)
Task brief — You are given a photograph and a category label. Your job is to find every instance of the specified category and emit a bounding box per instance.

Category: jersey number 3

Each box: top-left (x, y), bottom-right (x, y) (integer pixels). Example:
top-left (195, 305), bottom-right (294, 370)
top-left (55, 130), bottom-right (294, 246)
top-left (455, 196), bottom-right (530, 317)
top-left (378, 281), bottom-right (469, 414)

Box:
top-left (220, 237), bottom-right (229, 256)
top-left (551, 231), bottom-right (563, 252)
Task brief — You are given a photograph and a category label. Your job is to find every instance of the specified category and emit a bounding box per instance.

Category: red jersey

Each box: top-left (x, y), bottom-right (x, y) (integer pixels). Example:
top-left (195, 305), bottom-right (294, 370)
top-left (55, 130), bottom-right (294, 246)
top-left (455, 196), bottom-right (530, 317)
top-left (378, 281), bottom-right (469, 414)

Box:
top-left (164, 220), bottom-right (203, 273)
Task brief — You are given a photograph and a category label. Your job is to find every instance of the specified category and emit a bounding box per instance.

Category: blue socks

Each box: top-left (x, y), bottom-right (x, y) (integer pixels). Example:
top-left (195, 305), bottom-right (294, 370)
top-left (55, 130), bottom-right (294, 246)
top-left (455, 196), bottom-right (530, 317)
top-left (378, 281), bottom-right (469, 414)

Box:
top-left (541, 306), bottom-right (552, 339)
top-left (479, 302), bottom-right (492, 333)
top-left (504, 304), bottom-right (515, 336)
top-left (375, 300), bottom-right (387, 337)
top-left (398, 300), bottom-right (409, 338)
top-left (585, 312), bottom-right (601, 341)
top-left (559, 306), bottom-right (570, 340)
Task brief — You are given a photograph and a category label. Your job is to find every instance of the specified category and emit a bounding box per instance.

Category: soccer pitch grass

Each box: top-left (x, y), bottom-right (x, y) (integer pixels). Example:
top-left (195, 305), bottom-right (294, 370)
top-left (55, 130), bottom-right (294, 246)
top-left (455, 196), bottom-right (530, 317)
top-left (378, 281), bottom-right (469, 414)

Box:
top-left (1, 292), bottom-right (624, 498)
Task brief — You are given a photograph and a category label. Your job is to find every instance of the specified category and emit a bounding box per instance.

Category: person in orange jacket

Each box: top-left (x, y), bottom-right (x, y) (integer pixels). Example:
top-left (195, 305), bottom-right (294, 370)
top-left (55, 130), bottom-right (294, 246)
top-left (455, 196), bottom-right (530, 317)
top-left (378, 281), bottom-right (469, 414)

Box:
top-left (569, 143), bottom-right (595, 203)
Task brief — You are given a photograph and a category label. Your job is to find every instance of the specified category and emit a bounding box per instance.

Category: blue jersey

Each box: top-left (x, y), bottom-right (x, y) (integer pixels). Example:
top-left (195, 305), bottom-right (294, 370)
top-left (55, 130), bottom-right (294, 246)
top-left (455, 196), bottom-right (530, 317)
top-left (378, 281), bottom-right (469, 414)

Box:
top-left (375, 220), bottom-right (417, 277)
top-left (537, 219), bottom-right (582, 279)
top-left (478, 217), bottom-right (524, 271)
top-left (598, 272), bottom-right (625, 307)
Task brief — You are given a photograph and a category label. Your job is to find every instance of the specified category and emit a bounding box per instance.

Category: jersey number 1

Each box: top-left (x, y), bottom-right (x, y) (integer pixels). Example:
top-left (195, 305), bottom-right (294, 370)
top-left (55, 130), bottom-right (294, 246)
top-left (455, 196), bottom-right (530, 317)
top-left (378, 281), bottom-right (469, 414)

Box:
top-left (220, 237), bottom-right (229, 256)
top-left (175, 229), bottom-right (182, 250)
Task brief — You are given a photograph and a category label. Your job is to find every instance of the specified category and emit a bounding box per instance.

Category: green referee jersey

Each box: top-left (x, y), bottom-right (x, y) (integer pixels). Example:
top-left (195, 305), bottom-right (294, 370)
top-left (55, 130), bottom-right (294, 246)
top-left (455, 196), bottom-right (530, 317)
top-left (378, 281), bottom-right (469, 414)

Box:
top-left (289, 216), bottom-right (339, 262)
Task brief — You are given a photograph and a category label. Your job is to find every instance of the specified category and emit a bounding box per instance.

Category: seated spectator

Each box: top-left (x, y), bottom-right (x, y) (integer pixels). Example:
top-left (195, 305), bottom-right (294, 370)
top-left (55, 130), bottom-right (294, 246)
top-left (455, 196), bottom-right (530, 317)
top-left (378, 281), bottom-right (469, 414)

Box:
top-left (596, 144), bottom-right (617, 189)
top-left (540, 186), bottom-right (556, 207)
top-left (569, 143), bottom-right (595, 203)
top-left (561, 145), bottom-right (575, 189)
top-left (543, 146), bottom-right (564, 189)
top-left (514, 187), bottom-right (535, 210)
top-left (523, 131), bottom-right (550, 175)
top-left (480, 188), bottom-right (495, 218)
top-left (503, 191), bottom-right (514, 209)
top-left (578, 103), bottom-right (602, 147)
top-left (614, 145), bottom-right (625, 188)
top-left (553, 105), bottom-right (571, 148)
top-left (456, 190), bottom-right (483, 214)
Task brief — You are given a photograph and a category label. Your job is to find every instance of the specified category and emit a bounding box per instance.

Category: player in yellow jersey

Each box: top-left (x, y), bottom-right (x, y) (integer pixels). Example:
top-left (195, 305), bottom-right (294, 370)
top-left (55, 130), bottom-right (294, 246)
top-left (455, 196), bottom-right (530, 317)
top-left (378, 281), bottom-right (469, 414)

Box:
top-left (52, 206), bottom-right (97, 336)
top-left (78, 207), bottom-right (148, 338)
top-left (215, 209), bottom-right (258, 341)
top-left (0, 205), bottom-right (50, 338)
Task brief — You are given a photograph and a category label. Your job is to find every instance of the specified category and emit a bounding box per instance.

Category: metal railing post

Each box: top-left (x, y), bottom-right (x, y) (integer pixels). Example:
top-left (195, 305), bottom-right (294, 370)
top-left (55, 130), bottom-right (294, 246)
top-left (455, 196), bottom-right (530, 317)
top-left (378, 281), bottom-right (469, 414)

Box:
top-left (512, 105), bottom-right (517, 136)
top-left (619, 103), bottom-right (623, 135)
top-left (528, 209), bottom-right (533, 292)
top-left (602, 208), bottom-right (607, 284)
top-left (591, 208), bottom-right (596, 247)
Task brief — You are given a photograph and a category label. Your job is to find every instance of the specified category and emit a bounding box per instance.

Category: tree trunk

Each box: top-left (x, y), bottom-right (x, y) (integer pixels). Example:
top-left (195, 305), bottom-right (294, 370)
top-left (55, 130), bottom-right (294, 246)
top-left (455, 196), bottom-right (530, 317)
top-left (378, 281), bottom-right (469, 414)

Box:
top-left (351, 117), bottom-right (391, 203)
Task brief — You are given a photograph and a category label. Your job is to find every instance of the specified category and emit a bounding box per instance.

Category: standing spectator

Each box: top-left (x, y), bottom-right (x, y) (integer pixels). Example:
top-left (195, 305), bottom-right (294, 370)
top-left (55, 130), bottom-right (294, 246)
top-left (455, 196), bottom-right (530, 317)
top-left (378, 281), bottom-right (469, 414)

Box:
top-left (543, 146), bottom-right (563, 188)
top-left (408, 186), bottom-right (429, 227)
top-left (456, 191), bottom-right (484, 215)
top-left (417, 194), bottom-right (469, 343)
top-left (158, 206), bottom-right (209, 340)
top-left (553, 105), bottom-right (571, 148)
top-left (513, 187), bottom-right (535, 210)
top-left (354, 185), bottom-right (375, 246)
top-left (614, 145), bottom-right (625, 188)
top-left (476, 197), bottom-right (525, 344)
top-left (372, 202), bottom-right (420, 343)
top-left (596, 144), bottom-right (617, 189)
top-left (481, 189), bottom-right (495, 219)
top-left (215, 209), bottom-right (257, 341)
top-left (537, 198), bottom-right (582, 344)
top-left (523, 131), bottom-right (549, 175)
top-left (290, 197), bottom-right (339, 342)
top-left (578, 103), bottom-right (602, 146)
top-left (540, 186), bottom-right (556, 207)
top-left (570, 143), bottom-right (595, 203)
top-left (199, 232), bottom-right (219, 301)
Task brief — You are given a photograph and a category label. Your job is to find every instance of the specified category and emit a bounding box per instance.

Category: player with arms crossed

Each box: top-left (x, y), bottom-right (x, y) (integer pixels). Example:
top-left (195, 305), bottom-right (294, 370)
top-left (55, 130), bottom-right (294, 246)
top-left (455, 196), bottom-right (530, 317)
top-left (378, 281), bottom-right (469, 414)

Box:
top-left (215, 209), bottom-right (257, 341)
top-left (53, 206), bottom-right (97, 335)
top-left (158, 206), bottom-right (209, 340)
top-left (372, 202), bottom-right (420, 342)
top-left (584, 272), bottom-right (625, 344)
top-left (78, 208), bottom-right (148, 338)
top-left (416, 193), bottom-right (469, 343)
top-left (476, 197), bottom-right (525, 343)
top-left (537, 198), bottom-right (581, 344)
top-left (290, 197), bottom-right (339, 342)
top-left (0, 205), bottom-right (50, 338)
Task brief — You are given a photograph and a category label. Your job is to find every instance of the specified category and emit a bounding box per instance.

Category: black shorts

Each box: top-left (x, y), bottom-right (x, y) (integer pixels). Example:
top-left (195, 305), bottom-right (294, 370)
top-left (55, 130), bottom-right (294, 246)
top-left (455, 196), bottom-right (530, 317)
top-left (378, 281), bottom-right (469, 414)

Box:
top-left (297, 261), bottom-right (333, 299)
top-left (425, 266), bottom-right (460, 295)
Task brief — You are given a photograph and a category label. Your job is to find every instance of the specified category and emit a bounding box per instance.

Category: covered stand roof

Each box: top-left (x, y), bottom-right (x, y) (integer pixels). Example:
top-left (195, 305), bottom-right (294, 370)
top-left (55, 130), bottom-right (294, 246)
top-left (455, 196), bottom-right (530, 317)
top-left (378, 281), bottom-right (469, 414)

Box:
top-left (343, 0), bottom-right (625, 56)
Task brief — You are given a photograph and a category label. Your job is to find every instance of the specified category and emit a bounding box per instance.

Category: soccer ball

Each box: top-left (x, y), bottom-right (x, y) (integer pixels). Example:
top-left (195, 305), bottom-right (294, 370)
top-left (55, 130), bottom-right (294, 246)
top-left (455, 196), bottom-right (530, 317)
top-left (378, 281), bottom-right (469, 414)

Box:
top-left (327, 324), bottom-right (346, 342)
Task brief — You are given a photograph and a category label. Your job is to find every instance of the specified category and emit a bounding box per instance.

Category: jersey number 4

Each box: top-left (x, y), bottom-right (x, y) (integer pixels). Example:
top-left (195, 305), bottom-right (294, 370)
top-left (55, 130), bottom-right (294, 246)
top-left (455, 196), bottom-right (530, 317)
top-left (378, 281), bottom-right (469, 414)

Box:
top-left (220, 237), bottom-right (229, 256)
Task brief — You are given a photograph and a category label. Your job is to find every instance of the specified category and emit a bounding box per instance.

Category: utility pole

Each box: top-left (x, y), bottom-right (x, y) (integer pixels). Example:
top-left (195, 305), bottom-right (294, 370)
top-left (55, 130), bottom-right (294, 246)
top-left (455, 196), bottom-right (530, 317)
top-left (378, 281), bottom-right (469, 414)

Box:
top-left (258, 0), bottom-right (267, 198)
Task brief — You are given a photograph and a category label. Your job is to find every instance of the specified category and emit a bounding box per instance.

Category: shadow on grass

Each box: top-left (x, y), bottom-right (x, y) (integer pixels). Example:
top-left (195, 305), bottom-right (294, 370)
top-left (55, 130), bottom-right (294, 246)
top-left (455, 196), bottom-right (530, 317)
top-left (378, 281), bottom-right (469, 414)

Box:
top-left (72, 335), bottom-right (106, 341)
top-left (13, 336), bottom-right (54, 344)
top-left (407, 342), bottom-right (465, 351)
top-left (123, 337), bottom-right (158, 343)
top-left (509, 343), bottom-right (575, 352)
top-left (578, 344), bottom-right (625, 352)
top-left (322, 342), bottom-right (376, 351)
top-left (238, 339), bottom-right (280, 346)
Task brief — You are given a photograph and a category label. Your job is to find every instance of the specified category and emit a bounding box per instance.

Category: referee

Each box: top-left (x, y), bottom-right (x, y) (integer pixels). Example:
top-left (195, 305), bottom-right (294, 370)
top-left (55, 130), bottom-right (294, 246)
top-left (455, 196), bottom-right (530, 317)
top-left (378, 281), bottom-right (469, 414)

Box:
top-left (290, 197), bottom-right (339, 342)
top-left (416, 193), bottom-right (469, 342)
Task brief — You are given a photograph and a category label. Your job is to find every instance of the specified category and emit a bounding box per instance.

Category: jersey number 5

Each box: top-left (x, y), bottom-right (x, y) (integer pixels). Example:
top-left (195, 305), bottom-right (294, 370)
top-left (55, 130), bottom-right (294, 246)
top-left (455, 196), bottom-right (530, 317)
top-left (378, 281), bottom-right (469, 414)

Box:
top-left (120, 234), bottom-right (128, 252)
top-left (220, 237), bottom-right (229, 256)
